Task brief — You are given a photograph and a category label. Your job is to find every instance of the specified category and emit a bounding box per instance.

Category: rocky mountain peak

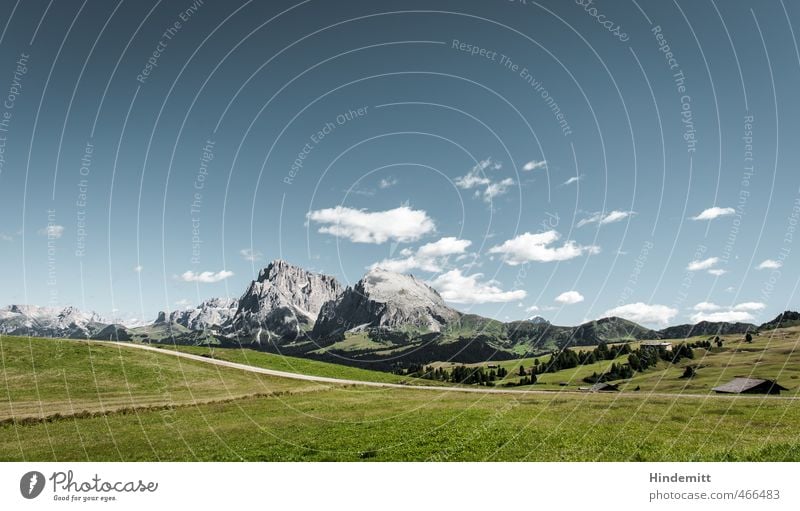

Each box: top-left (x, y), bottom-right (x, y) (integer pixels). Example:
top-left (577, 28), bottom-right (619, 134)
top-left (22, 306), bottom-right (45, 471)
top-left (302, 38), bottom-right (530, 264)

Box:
top-left (229, 261), bottom-right (343, 341)
top-left (312, 268), bottom-right (460, 338)
top-left (527, 315), bottom-right (550, 324)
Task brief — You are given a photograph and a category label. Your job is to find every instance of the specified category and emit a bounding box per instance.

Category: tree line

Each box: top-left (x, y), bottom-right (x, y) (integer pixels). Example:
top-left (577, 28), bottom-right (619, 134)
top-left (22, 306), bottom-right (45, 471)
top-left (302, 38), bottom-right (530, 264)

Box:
top-left (395, 340), bottom-right (704, 387)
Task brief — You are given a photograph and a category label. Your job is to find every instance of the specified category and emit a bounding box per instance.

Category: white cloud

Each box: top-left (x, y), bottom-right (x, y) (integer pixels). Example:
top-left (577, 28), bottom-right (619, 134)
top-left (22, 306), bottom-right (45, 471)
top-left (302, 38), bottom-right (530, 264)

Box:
top-left (689, 301), bottom-right (764, 323)
top-left (0, 233), bottom-right (12, 242)
top-left (455, 158), bottom-right (513, 203)
top-left (488, 231), bottom-right (600, 265)
top-left (691, 207), bottom-right (735, 221)
top-left (379, 177), bottom-right (398, 189)
top-left (562, 176), bottom-right (581, 186)
top-left (307, 205), bottom-right (435, 244)
top-left (526, 305), bottom-right (540, 313)
top-left (602, 302), bottom-right (678, 326)
top-left (482, 178), bottom-right (514, 202)
top-left (756, 259), bottom-right (782, 270)
top-left (179, 270), bottom-right (234, 283)
top-left (522, 160), bottom-right (547, 171)
top-left (240, 248), bottom-right (263, 262)
top-left (687, 257), bottom-right (720, 271)
top-left (371, 237), bottom-right (471, 273)
top-left (133, 265), bottom-right (143, 273)
top-left (174, 299), bottom-right (191, 309)
top-left (693, 302), bottom-right (721, 312)
top-left (429, 269), bottom-right (526, 304)
top-left (455, 173), bottom-right (491, 189)
top-left (578, 210), bottom-right (635, 227)
top-left (455, 158), bottom-right (496, 189)
top-left (707, 269), bottom-right (727, 276)
top-left (555, 290), bottom-right (584, 305)
top-left (417, 237), bottom-right (472, 258)
top-left (733, 302), bottom-right (766, 312)
top-left (690, 310), bottom-right (755, 323)
top-left (725, 286), bottom-right (735, 293)
top-left (38, 225), bottom-right (64, 238)
top-left (370, 256), bottom-right (439, 273)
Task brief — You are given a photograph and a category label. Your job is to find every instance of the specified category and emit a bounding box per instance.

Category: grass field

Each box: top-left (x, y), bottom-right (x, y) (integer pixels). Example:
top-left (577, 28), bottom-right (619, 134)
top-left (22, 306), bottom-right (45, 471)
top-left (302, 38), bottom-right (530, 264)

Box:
top-left (431, 328), bottom-right (800, 392)
top-left (161, 343), bottom-right (417, 384)
top-left (2, 386), bottom-right (799, 461)
top-left (2, 332), bottom-right (800, 461)
top-left (0, 336), bottom-right (332, 420)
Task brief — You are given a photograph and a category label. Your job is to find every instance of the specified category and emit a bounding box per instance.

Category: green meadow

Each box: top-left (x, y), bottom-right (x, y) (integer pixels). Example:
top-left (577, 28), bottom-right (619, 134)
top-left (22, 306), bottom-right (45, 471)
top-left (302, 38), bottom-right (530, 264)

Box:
top-left (1, 332), bottom-right (799, 461)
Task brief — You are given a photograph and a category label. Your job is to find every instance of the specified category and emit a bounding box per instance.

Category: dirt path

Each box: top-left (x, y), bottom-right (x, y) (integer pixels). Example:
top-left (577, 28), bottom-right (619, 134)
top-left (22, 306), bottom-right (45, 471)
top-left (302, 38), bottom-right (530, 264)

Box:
top-left (109, 342), bottom-right (800, 401)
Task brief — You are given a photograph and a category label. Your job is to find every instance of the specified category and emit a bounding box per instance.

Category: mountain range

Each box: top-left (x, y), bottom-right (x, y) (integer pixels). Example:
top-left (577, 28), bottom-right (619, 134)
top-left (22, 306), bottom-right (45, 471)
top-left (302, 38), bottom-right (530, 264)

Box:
top-left (0, 260), bottom-right (776, 368)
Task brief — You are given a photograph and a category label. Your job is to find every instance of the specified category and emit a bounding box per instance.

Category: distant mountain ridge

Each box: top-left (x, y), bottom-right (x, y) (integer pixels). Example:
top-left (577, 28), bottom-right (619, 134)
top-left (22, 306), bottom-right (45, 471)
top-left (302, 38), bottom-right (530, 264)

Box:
top-left (0, 260), bottom-right (795, 367)
top-left (654, 321), bottom-right (757, 339)
top-left (759, 311), bottom-right (800, 330)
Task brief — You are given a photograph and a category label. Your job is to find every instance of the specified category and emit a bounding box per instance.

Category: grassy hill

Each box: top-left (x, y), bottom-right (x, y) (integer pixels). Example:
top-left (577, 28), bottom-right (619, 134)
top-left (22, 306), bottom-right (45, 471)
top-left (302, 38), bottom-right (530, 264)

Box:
top-left (161, 343), bottom-right (440, 384)
top-left (3, 332), bottom-right (800, 461)
top-left (3, 384), bottom-right (800, 461)
top-left (0, 336), bottom-right (330, 420)
top-left (433, 326), bottom-right (800, 394)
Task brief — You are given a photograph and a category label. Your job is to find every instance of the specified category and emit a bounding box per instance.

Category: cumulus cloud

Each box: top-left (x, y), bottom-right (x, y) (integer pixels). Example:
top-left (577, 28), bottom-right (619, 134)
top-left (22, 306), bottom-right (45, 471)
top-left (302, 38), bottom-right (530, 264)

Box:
top-left (693, 302), bottom-right (721, 312)
top-left (733, 302), bottom-right (766, 312)
top-left (179, 270), bottom-right (234, 283)
top-left (417, 237), bottom-right (472, 258)
top-left (307, 205), bottom-right (435, 244)
top-left (429, 269), bottom-right (526, 304)
top-left (577, 210), bottom-right (635, 227)
top-left (602, 302), bottom-right (678, 326)
top-left (690, 310), bottom-right (755, 323)
top-left (689, 301), bottom-right (765, 323)
top-left (38, 225), bottom-right (64, 238)
top-left (455, 158), bottom-right (514, 203)
top-left (488, 231), bottom-right (600, 265)
top-left (707, 269), bottom-right (727, 276)
top-left (555, 290), bottom-right (584, 305)
top-left (756, 259), bottom-right (782, 270)
top-left (240, 248), bottom-right (264, 262)
top-left (691, 207), bottom-right (735, 221)
top-left (522, 160), bottom-right (547, 171)
top-left (371, 237), bottom-right (471, 273)
top-left (562, 176), bottom-right (582, 186)
top-left (687, 257), bottom-right (720, 271)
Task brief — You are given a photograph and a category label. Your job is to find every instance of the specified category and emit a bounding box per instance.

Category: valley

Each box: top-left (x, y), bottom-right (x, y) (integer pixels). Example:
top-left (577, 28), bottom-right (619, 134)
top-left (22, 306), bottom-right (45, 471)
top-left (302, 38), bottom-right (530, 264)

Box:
top-left (2, 260), bottom-right (799, 461)
top-left (2, 333), bottom-right (799, 462)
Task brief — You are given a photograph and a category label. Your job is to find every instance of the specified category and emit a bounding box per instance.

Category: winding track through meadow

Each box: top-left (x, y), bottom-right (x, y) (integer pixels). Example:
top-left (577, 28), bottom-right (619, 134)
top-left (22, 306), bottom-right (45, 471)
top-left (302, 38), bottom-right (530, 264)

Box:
top-left (108, 341), bottom-right (800, 401)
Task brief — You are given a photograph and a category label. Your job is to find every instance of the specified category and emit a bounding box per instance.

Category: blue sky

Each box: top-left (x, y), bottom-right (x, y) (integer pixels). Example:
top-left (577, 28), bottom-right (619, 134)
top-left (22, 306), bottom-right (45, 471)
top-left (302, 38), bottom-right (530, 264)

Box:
top-left (0, 0), bottom-right (799, 328)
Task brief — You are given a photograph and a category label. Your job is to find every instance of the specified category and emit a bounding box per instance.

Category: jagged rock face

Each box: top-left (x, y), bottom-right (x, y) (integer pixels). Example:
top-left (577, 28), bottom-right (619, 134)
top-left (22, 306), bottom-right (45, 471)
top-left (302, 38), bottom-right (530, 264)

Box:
top-left (166, 298), bottom-right (237, 331)
top-left (230, 260), bottom-right (343, 341)
top-left (527, 315), bottom-right (550, 325)
top-left (0, 305), bottom-right (106, 338)
top-left (760, 311), bottom-right (800, 330)
top-left (313, 268), bottom-right (460, 338)
top-left (154, 311), bottom-right (168, 325)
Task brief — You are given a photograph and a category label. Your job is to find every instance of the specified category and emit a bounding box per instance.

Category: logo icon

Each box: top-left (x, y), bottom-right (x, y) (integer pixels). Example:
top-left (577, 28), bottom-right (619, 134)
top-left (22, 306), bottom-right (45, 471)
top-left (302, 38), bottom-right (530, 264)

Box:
top-left (20, 471), bottom-right (45, 499)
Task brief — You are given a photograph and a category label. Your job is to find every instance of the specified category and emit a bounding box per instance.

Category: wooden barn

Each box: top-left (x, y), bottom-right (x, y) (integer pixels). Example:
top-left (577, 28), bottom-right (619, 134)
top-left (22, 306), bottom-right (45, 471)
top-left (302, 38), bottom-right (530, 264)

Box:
top-left (640, 341), bottom-right (673, 351)
top-left (711, 378), bottom-right (788, 395)
top-left (587, 382), bottom-right (619, 392)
